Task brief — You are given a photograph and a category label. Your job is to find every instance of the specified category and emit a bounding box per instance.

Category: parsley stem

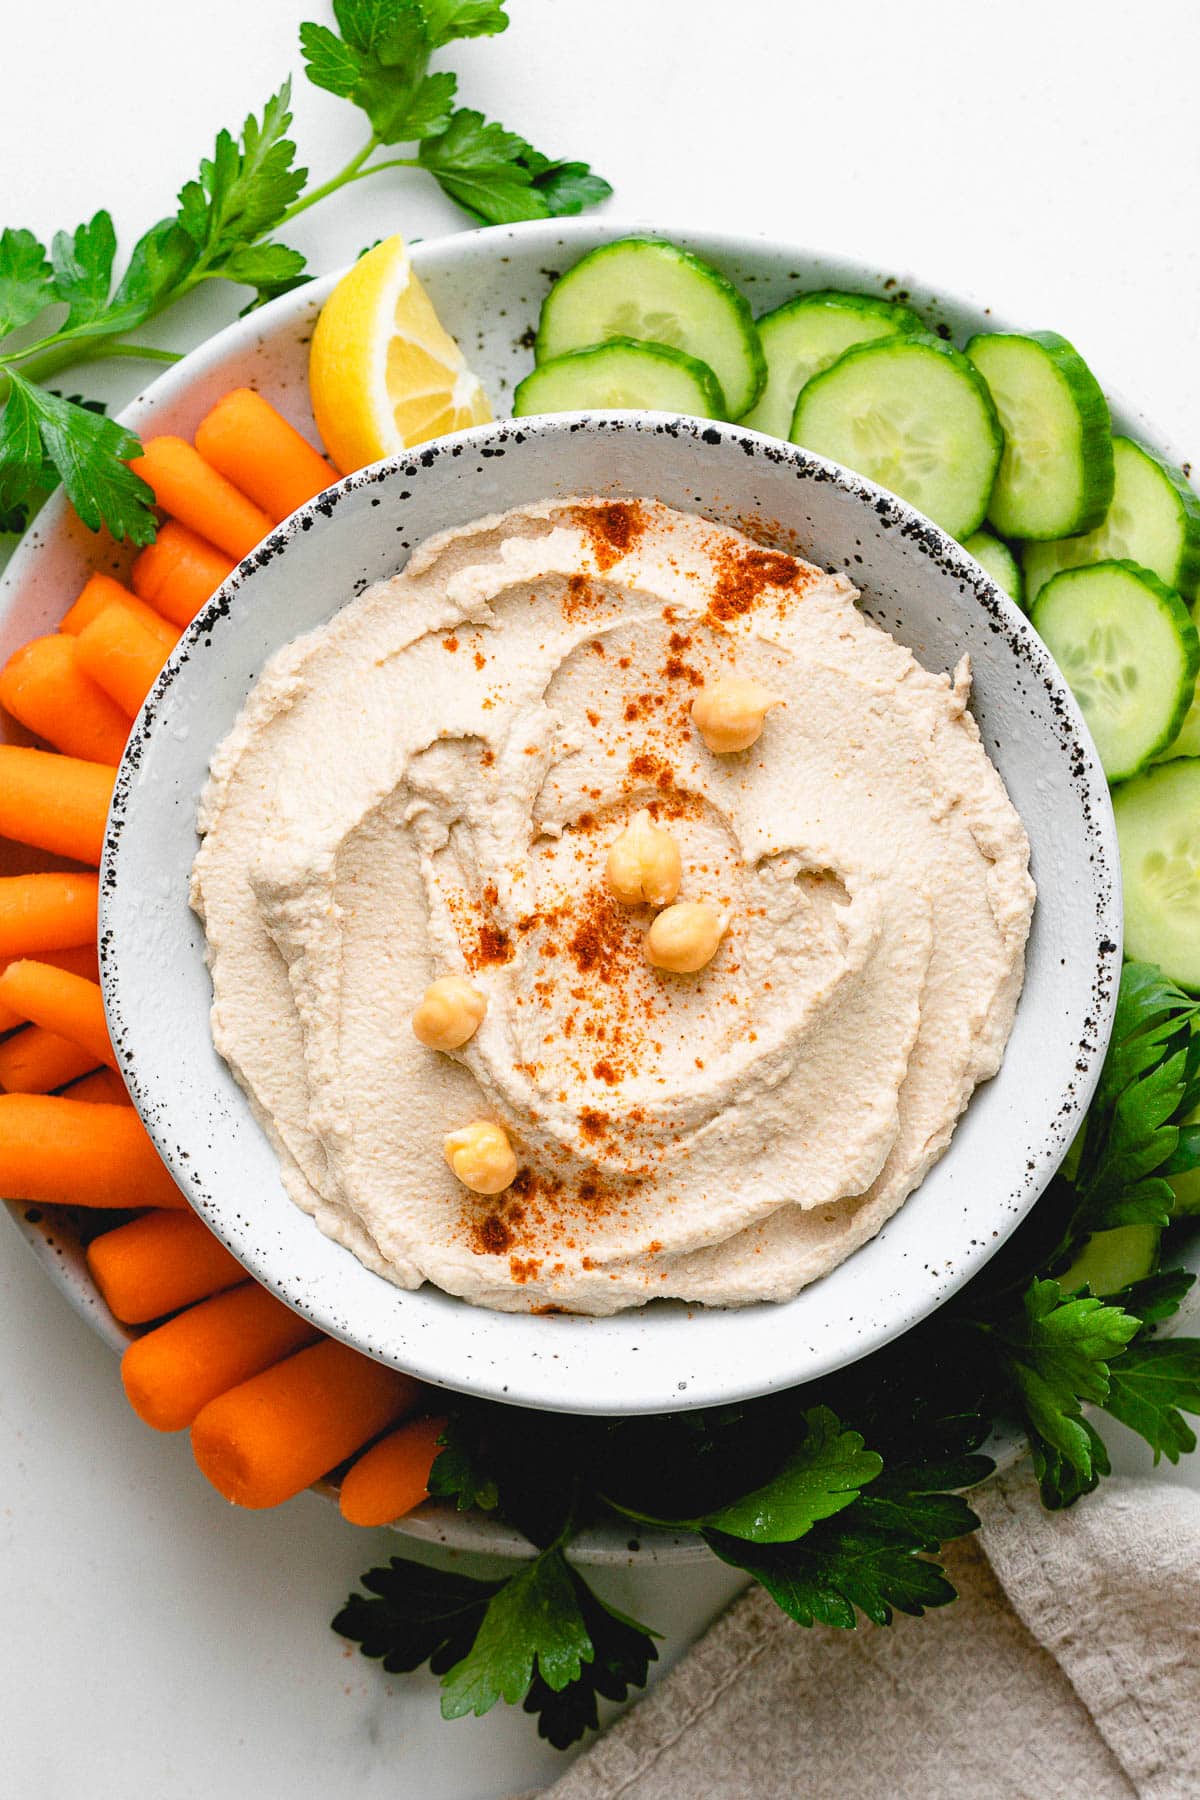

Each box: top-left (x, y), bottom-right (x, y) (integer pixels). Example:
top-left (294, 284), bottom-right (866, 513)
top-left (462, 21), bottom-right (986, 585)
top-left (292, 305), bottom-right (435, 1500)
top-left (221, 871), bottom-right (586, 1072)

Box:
top-left (275, 136), bottom-right (381, 227)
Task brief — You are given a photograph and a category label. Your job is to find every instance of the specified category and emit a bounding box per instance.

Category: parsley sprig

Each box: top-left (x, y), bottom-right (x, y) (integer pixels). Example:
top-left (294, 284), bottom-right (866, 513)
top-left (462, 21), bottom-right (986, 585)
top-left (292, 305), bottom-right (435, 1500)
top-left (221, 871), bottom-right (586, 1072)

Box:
top-left (336, 962), bottom-right (1200, 1748)
top-left (0, 1), bottom-right (610, 542)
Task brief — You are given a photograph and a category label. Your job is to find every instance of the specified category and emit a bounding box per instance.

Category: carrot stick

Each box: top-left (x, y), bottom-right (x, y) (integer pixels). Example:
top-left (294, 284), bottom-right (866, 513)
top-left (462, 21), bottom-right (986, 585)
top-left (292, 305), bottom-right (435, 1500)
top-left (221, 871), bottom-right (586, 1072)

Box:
top-left (0, 634), bottom-right (131, 765)
top-left (64, 1067), bottom-right (129, 1104)
top-left (194, 389), bottom-right (337, 524)
top-left (0, 1094), bottom-right (184, 1208)
top-left (131, 521), bottom-right (235, 628)
top-left (191, 1339), bottom-right (424, 1509)
top-left (75, 605), bottom-right (172, 718)
top-left (339, 1414), bottom-right (447, 1526)
top-left (0, 1025), bottom-right (97, 1093)
top-left (0, 873), bottom-right (98, 959)
top-left (122, 1282), bottom-right (322, 1432)
top-left (0, 945), bottom-right (100, 1032)
top-left (0, 747), bottom-right (115, 865)
top-left (130, 436), bottom-right (272, 560)
top-left (0, 960), bottom-right (115, 1068)
top-left (60, 574), bottom-right (178, 652)
top-left (87, 1209), bottom-right (243, 1324)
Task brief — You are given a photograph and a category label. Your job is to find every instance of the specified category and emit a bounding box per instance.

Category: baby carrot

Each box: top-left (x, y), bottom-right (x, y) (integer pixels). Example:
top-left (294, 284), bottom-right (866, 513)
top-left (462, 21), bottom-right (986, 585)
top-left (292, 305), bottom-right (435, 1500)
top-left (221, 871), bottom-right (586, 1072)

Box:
top-left (0, 634), bottom-right (131, 764)
top-left (0, 1094), bottom-right (184, 1208)
top-left (0, 960), bottom-right (114, 1069)
top-left (0, 1025), bottom-right (97, 1094)
top-left (338, 1414), bottom-right (447, 1526)
top-left (87, 1209), bottom-right (243, 1324)
top-left (194, 389), bottom-right (337, 523)
top-left (75, 605), bottom-right (172, 718)
top-left (60, 574), bottom-right (178, 652)
top-left (64, 1067), bottom-right (129, 1104)
top-left (0, 945), bottom-right (100, 1033)
top-left (0, 873), bottom-right (98, 959)
top-left (131, 521), bottom-right (234, 628)
top-left (0, 747), bottom-right (115, 865)
top-left (121, 1283), bottom-right (321, 1432)
top-left (130, 436), bottom-right (271, 560)
top-left (191, 1339), bottom-right (423, 1510)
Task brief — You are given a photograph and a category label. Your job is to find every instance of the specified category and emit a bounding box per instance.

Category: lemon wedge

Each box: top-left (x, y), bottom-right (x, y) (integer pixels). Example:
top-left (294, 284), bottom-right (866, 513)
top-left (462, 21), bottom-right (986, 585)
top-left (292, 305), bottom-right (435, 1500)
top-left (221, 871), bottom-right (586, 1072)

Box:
top-left (309, 234), bottom-right (492, 475)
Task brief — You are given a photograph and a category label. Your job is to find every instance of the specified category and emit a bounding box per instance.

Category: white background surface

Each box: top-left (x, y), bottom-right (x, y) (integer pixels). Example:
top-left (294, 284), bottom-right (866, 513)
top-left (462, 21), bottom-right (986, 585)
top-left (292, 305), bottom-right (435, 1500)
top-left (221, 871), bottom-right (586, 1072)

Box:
top-left (3, 2), bottom-right (1199, 1795)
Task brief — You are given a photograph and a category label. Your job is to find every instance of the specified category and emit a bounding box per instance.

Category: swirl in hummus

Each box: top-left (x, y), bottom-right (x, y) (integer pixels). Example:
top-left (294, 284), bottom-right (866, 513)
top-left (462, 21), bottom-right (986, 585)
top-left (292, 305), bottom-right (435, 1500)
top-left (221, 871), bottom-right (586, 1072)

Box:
top-left (191, 497), bottom-right (1036, 1315)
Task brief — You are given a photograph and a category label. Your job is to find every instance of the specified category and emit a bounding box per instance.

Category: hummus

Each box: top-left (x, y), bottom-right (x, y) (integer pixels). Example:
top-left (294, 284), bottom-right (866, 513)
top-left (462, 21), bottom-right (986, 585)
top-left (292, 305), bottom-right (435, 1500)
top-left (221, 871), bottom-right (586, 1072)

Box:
top-left (191, 497), bottom-right (1035, 1315)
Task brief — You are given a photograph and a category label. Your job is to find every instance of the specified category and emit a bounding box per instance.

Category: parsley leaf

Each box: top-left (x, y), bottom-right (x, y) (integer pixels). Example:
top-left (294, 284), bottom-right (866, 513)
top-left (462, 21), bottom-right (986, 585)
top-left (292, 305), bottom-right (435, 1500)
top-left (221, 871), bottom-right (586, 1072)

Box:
top-left (0, 228), bottom-right (54, 337)
top-left (175, 83), bottom-right (307, 296)
top-left (303, 1), bottom-right (445, 145)
top-left (996, 1278), bottom-right (1140, 1505)
top-left (1102, 1338), bottom-right (1200, 1462)
top-left (334, 1556), bottom-right (500, 1675)
top-left (523, 1574), bottom-right (658, 1750)
top-left (0, 371), bottom-right (156, 543)
top-left (1108, 1267), bottom-right (1195, 1327)
top-left (417, 0), bottom-right (509, 46)
top-left (419, 109), bottom-right (611, 224)
top-left (440, 1547), bottom-right (592, 1719)
top-left (49, 213), bottom-right (117, 330)
top-left (427, 1413), bottom-right (500, 1512)
top-left (708, 1523), bottom-right (960, 1630)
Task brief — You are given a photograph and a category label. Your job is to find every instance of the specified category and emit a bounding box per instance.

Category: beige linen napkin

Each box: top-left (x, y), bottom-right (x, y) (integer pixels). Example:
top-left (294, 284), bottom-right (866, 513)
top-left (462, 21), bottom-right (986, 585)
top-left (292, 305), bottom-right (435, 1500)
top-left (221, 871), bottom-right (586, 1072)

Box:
top-left (542, 1472), bottom-right (1200, 1800)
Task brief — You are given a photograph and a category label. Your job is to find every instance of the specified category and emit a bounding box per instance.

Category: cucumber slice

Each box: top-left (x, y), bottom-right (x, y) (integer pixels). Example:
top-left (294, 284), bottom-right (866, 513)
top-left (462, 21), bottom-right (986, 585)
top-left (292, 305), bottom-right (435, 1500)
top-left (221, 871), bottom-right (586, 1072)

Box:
top-left (741, 291), bottom-right (922, 440)
top-left (1113, 757), bottom-right (1200, 990)
top-left (513, 337), bottom-right (724, 419)
top-left (1170, 1100), bottom-right (1200, 1215)
top-left (790, 334), bottom-right (1003, 540)
top-left (1032, 561), bottom-right (1199, 781)
top-left (966, 331), bottom-right (1113, 540)
top-left (963, 529), bottom-right (1024, 606)
top-left (1059, 1224), bottom-right (1160, 1296)
top-left (1024, 437), bottom-right (1200, 607)
top-left (535, 239), bottom-right (765, 419)
top-left (1156, 599), bottom-right (1200, 762)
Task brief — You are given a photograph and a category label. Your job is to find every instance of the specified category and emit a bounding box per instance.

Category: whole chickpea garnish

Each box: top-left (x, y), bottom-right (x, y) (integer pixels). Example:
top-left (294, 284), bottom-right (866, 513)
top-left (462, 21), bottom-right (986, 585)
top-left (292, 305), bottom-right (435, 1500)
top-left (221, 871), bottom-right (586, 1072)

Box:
top-left (412, 975), bottom-right (487, 1050)
top-left (444, 1121), bottom-right (518, 1194)
top-left (691, 673), bottom-right (782, 753)
top-left (644, 901), bottom-right (727, 974)
top-left (605, 808), bottom-right (682, 908)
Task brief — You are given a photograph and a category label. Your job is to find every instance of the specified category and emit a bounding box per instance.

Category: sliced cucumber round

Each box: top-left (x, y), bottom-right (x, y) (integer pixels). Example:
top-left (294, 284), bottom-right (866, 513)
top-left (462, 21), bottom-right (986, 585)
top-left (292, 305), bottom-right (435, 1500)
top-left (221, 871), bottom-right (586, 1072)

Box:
top-left (966, 330), bottom-right (1113, 541)
top-left (741, 290), bottom-right (922, 441)
top-left (513, 337), bottom-right (724, 419)
top-left (535, 239), bottom-right (764, 419)
top-left (1032, 560), bottom-right (1199, 781)
top-left (1158, 651), bottom-right (1200, 762)
top-left (1024, 437), bottom-right (1200, 607)
top-left (1114, 757), bottom-right (1200, 990)
top-left (963, 529), bottom-right (1024, 606)
top-left (790, 334), bottom-right (1003, 540)
top-left (1059, 1223), bottom-right (1160, 1296)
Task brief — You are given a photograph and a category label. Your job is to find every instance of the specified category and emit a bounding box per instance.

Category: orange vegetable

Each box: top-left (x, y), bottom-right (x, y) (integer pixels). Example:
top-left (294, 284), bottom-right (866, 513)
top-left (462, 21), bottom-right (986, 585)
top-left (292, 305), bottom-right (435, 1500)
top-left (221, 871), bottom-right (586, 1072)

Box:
top-left (121, 1282), bottom-right (321, 1432)
top-left (0, 634), bottom-right (131, 764)
top-left (60, 574), bottom-right (178, 652)
top-left (75, 604), bottom-right (172, 718)
top-left (64, 1067), bottom-right (129, 1104)
top-left (0, 874), bottom-right (98, 959)
top-left (195, 389), bottom-right (337, 523)
top-left (0, 747), bottom-right (115, 865)
top-left (0, 1025), bottom-right (97, 1094)
top-left (131, 521), bottom-right (235, 628)
top-left (87, 1209), bottom-right (243, 1324)
top-left (339, 1414), bottom-right (447, 1526)
top-left (191, 1339), bottom-right (423, 1509)
top-left (0, 960), bottom-right (115, 1069)
top-left (130, 436), bottom-right (271, 560)
top-left (0, 945), bottom-right (100, 1033)
top-left (0, 1094), bottom-right (184, 1208)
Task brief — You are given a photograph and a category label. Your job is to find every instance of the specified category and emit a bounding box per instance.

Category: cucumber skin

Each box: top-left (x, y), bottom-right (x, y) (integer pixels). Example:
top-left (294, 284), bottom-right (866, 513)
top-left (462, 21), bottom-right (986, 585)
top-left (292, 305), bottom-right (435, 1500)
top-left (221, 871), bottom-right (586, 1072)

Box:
top-left (791, 332), bottom-right (1004, 540)
top-left (963, 529), bottom-right (1025, 606)
top-left (1114, 757), bottom-right (1200, 991)
top-left (513, 336), bottom-right (726, 419)
top-left (743, 291), bottom-right (924, 439)
top-left (966, 330), bottom-right (1115, 541)
top-left (533, 238), bottom-right (767, 419)
top-left (1033, 558), bottom-right (1200, 782)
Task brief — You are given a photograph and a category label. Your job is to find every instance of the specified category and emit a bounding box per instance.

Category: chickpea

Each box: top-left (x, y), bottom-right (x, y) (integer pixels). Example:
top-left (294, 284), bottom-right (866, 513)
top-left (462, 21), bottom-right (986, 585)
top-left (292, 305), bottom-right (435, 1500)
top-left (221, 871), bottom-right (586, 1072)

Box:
top-left (412, 975), bottom-right (487, 1050)
top-left (691, 673), bottom-right (782, 753)
top-left (605, 808), bottom-right (682, 908)
top-left (443, 1120), bottom-right (518, 1194)
top-left (644, 901), bottom-right (727, 974)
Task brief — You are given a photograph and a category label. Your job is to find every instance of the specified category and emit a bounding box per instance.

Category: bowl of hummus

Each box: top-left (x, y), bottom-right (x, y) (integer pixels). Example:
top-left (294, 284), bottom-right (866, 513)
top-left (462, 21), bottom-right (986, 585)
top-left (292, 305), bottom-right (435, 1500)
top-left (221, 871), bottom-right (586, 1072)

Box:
top-left (101, 411), bottom-right (1119, 1414)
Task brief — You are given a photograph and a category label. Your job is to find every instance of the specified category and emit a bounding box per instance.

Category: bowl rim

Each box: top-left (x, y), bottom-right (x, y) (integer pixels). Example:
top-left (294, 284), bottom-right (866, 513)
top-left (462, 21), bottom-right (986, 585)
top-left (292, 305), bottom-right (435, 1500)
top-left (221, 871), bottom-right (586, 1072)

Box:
top-left (99, 398), bottom-right (1121, 1413)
